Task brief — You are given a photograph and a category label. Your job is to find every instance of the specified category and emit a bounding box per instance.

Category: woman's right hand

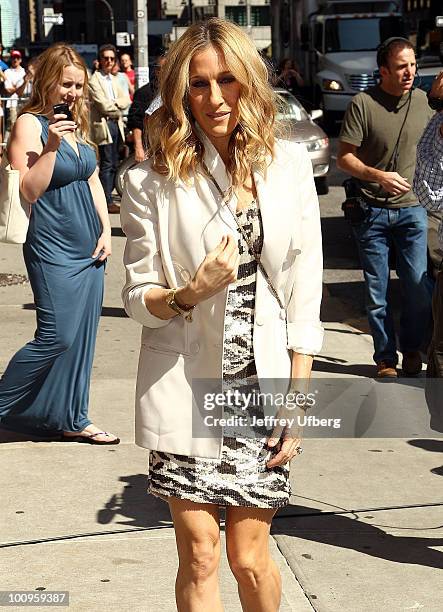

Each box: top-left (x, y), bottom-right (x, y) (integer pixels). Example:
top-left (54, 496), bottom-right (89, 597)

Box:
top-left (179, 235), bottom-right (240, 305)
top-left (134, 145), bottom-right (145, 163)
top-left (46, 114), bottom-right (77, 151)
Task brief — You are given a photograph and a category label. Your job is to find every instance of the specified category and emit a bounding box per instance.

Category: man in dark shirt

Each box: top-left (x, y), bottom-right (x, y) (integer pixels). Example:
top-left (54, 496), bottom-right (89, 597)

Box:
top-left (337, 38), bottom-right (434, 378)
top-left (126, 55), bottom-right (164, 162)
top-left (126, 82), bottom-right (155, 162)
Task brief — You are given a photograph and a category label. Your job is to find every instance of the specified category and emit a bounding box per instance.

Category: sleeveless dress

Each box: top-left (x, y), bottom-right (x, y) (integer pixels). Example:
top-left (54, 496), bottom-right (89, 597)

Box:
top-left (0, 115), bottom-right (105, 436)
top-left (148, 203), bottom-right (291, 508)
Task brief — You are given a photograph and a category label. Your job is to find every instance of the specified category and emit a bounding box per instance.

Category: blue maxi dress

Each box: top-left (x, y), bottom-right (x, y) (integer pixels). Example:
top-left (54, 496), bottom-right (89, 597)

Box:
top-left (0, 115), bottom-right (105, 436)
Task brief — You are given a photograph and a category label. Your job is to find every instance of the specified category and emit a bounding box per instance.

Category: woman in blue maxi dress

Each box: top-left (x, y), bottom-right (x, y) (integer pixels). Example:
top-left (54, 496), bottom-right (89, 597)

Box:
top-left (0, 44), bottom-right (119, 444)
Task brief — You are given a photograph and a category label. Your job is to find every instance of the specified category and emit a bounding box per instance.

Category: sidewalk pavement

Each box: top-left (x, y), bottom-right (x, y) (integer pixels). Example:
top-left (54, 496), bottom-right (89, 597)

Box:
top-left (0, 213), bottom-right (442, 612)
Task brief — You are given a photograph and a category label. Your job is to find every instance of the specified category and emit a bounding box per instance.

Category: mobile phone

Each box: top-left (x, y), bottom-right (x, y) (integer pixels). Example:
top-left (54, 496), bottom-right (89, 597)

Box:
top-left (53, 103), bottom-right (73, 121)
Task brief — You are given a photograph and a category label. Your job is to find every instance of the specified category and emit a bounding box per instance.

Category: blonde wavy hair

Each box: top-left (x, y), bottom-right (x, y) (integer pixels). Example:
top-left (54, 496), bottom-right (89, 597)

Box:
top-left (147, 18), bottom-right (280, 187)
top-left (19, 44), bottom-right (93, 148)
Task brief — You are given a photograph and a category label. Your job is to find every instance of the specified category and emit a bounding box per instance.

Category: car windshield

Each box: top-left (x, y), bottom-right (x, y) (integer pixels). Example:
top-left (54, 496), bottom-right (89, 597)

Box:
top-left (276, 92), bottom-right (309, 122)
top-left (325, 16), bottom-right (405, 53)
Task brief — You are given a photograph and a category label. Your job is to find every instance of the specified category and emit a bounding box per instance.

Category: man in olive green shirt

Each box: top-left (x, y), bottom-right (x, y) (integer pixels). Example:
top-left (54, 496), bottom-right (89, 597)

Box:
top-left (337, 38), bottom-right (433, 378)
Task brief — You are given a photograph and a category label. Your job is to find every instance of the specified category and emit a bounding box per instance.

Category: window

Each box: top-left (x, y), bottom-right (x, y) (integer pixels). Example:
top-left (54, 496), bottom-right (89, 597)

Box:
top-left (225, 6), bottom-right (247, 26)
top-left (194, 6), bottom-right (217, 20)
top-left (251, 6), bottom-right (270, 27)
top-left (324, 17), bottom-right (405, 52)
top-left (314, 23), bottom-right (323, 52)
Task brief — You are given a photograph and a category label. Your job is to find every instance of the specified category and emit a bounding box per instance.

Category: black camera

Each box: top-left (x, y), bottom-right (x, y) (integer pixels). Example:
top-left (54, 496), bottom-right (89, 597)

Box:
top-left (52, 103), bottom-right (73, 121)
top-left (341, 179), bottom-right (369, 224)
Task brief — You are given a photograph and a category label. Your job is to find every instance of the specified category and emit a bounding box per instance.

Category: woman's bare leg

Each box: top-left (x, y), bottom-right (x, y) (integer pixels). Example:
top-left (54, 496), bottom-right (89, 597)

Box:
top-left (225, 506), bottom-right (281, 612)
top-left (169, 497), bottom-right (223, 612)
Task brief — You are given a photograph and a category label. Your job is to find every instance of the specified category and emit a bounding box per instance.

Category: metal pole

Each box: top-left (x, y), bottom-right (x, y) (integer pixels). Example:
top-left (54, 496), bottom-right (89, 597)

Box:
top-left (188, 0), bottom-right (193, 25)
top-left (246, 0), bottom-right (251, 31)
top-left (134, 0), bottom-right (149, 89)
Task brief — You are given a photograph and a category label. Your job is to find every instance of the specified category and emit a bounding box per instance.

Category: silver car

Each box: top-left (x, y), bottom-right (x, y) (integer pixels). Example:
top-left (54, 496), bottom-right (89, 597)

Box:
top-left (116, 88), bottom-right (331, 197)
top-left (275, 88), bottom-right (330, 195)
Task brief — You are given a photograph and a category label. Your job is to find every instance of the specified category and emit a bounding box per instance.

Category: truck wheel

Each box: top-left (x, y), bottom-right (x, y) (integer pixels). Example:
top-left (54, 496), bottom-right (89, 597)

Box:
top-left (315, 176), bottom-right (329, 195)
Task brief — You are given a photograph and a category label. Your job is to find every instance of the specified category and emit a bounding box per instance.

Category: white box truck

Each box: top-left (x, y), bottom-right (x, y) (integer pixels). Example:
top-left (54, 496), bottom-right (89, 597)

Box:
top-left (299, 0), bottom-right (406, 129)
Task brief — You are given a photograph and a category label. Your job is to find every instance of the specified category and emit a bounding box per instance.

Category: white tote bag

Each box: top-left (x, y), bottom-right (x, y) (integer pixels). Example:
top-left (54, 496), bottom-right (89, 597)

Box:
top-left (0, 153), bottom-right (30, 244)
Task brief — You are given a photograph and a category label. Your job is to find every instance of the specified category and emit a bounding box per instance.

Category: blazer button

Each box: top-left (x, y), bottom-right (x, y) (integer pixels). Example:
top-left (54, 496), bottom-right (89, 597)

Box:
top-left (280, 309), bottom-right (286, 320)
top-left (256, 317), bottom-right (264, 326)
top-left (190, 341), bottom-right (200, 354)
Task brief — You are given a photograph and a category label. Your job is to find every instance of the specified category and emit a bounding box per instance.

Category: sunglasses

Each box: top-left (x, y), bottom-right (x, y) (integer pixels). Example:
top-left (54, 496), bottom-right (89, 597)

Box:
top-left (102, 56), bottom-right (115, 62)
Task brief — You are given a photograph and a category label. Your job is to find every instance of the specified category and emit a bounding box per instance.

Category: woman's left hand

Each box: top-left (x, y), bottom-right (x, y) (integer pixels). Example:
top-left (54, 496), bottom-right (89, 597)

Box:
top-left (266, 405), bottom-right (303, 468)
top-left (92, 231), bottom-right (112, 261)
top-left (266, 432), bottom-right (303, 468)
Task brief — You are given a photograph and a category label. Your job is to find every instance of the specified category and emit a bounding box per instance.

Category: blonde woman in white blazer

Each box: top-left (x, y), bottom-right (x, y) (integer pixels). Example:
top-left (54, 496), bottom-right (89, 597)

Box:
top-left (121, 19), bottom-right (323, 612)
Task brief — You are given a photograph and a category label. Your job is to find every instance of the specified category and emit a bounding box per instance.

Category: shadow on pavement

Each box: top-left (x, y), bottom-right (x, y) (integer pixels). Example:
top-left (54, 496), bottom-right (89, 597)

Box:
top-left (407, 439), bottom-right (443, 477)
top-left (100, 306), bottom-right (128, 317)
top-left (0, 427), bottom-right (61, 443)
top-left (312, 361), bottom-right (376, 378)
top-left (97, 473), bottom-right (172, 528)
top-left (323, 327), bottom-right (367, 336)
top-left (321, 216), bottom-right (360, 267)
top-left (407, 439), bottom-right (443, 453)
top-left (21, 304), bottom-right (128, 318)
top-left (273, 504), bottom-right (443, 569)
top-left (111, 227), bottom-right (125, 237)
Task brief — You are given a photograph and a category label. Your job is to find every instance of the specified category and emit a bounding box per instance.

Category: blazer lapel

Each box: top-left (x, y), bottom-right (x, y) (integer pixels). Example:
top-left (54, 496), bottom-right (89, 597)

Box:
top-left (253, 165), bottom-right (291, 280)
top-left (194, 124), bottom-right (292, 266)
top-left (195, 125), bottom-right (238, 234)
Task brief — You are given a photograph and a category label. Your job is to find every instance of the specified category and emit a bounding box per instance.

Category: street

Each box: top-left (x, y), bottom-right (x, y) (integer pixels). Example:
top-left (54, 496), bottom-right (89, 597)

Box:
top-left (0, 144), bottom-right (442, 611)
top-left (319, 137), bottom-right (367, 325)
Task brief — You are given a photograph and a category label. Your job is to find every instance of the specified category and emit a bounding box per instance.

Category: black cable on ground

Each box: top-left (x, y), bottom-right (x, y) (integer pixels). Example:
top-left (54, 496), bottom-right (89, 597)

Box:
top-left (1, 501), bottom-right (441, 549)
top-left (275, 501), bottom-right (443, 520)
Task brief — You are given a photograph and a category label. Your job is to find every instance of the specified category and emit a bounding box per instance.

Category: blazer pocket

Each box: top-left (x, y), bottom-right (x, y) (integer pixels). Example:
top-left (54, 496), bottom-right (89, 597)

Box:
top-left (142, 316), bottom-right (191, 356)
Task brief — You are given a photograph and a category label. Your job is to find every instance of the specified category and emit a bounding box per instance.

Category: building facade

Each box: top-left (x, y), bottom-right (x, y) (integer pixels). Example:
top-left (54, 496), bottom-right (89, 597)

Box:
top-left (165, 0), bottom-right (271, 51)
top-left (0, 0), bottom-right (21, 49)
top-left (11, 0), bottom-right (271, 53)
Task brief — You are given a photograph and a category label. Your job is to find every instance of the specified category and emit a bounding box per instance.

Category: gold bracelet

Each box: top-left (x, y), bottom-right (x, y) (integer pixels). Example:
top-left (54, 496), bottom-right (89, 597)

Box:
top-left (165, 288), bottom-right (195, 322)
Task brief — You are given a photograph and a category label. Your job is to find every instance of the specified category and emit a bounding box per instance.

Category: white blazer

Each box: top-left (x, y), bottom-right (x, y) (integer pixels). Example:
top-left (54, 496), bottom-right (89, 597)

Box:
top-left (121, 132), bottom-right (324, 459)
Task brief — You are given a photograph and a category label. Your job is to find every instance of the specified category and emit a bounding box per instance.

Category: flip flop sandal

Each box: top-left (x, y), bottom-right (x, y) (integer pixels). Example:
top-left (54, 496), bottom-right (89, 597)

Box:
top-left (62, 431), bottom-right (120, 445)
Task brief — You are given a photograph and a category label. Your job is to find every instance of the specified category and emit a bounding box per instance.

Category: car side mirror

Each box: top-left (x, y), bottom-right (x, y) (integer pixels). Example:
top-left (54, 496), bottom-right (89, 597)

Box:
top-left (310, 109), bottom-right (323, 121)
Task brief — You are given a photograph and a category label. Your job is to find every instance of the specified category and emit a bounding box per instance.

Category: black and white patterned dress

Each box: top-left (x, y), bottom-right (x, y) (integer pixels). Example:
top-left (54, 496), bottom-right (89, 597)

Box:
top-left (148, 203), bottom-right (291, 508)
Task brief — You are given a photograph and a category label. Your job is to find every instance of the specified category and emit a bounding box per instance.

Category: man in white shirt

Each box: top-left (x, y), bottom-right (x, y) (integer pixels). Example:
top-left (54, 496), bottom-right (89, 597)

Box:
top-left (3, 50), bottom-right (26, 129)
top-left (89, 44), bottom-right (131, 213)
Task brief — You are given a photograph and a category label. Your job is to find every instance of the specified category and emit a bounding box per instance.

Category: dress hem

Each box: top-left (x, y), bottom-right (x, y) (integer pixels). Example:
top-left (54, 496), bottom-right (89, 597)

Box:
top-left (148, 485), bottom-right (290, 509)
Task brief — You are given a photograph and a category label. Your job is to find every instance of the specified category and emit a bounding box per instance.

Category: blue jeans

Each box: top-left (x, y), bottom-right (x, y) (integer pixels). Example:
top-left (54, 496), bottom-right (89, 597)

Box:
top-left (352, 204), bottom-right (433, 364)
top-left (98, 119), bottom-right (120, 206)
